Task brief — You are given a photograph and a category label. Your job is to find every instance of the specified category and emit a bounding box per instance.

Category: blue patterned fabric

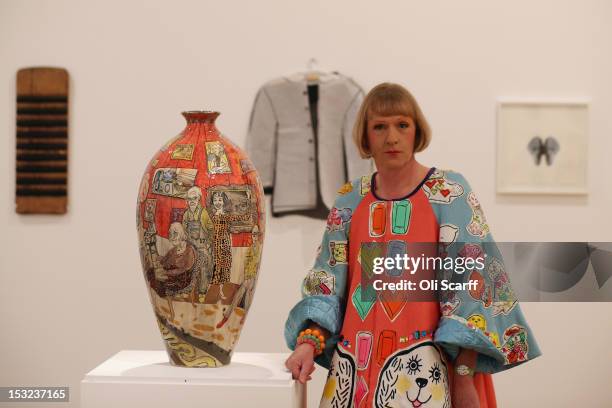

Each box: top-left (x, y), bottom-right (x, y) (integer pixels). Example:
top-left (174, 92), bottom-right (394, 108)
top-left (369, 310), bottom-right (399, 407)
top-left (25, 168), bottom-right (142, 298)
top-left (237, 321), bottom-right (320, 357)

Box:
top-left (429, 170), bottom-right (542, 373)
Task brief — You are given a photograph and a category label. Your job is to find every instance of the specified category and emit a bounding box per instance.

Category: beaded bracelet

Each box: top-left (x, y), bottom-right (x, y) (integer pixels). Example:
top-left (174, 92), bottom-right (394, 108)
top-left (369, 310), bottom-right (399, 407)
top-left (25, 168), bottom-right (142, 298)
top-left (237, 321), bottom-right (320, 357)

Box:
top-left (297, 328), bottom-right (326, 357)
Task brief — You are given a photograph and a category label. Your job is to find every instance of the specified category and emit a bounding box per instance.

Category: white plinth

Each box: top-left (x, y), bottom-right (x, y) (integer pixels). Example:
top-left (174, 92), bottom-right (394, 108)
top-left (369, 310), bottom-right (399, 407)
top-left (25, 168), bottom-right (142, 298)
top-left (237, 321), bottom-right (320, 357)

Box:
top-left (81, 350), bottom-right (306, 408)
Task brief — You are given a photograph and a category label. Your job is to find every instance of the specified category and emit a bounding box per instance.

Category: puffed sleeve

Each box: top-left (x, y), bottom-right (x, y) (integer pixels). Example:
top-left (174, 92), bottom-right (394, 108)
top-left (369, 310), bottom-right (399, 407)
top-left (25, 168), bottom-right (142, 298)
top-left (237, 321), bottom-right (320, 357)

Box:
top-left (433, 171), bottom-right (542, 373)
top-left (245, 86), bottom-right (278, 194)
top-left (284, 196), bottom-right (351, 369)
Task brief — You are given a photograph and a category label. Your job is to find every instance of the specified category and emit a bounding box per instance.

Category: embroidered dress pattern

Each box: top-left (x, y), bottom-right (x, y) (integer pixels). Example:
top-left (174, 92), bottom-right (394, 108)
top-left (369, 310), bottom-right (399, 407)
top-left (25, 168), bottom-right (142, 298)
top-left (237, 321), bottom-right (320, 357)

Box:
top-left (285, 168), bottom-right (541, 407)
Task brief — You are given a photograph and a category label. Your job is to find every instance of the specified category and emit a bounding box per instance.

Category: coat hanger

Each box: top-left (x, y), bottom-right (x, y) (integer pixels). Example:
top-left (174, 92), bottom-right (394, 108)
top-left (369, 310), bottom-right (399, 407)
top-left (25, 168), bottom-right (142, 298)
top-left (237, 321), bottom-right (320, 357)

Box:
top-left (305, 57), bottom-right (320, 83)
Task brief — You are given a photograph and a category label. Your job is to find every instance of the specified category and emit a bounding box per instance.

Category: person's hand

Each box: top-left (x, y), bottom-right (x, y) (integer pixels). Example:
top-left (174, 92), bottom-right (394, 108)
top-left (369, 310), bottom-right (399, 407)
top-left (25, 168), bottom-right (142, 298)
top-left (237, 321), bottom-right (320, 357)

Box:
top-left (452, 374), bottom-right (480, 408)
top-left (285, 343), bottom-right (316, 384)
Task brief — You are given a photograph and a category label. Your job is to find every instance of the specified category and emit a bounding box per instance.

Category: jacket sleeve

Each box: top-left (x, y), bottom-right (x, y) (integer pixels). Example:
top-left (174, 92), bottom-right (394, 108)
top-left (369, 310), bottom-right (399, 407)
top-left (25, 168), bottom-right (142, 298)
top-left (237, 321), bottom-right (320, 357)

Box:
top-left (245, 86), bottom-right (277, 194)
top-left (284, 197), bottom-right (350, 369)
top-left (342, 88), bottom-right (374, 180)
top-left (433, 171), bottom-right (542, 374)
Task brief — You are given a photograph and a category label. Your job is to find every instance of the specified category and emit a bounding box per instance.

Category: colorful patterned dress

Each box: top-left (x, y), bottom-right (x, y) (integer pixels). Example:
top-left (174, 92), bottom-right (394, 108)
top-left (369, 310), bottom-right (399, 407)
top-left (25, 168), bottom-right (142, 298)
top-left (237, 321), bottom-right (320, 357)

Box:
top-left (284, 168), bottom-right (541, 408)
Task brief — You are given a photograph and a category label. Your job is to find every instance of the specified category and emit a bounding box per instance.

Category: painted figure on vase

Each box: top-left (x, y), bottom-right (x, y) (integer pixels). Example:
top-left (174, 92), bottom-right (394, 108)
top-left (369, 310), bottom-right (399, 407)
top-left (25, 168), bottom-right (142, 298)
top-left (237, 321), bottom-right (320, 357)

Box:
top-left (207, 190), bottom-right (254, 301)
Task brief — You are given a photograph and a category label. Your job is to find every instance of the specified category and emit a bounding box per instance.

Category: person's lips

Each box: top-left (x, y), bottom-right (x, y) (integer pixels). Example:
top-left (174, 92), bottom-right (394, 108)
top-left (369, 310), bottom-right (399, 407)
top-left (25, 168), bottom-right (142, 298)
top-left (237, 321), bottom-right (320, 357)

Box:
top-left (385, 150), bottom-right (401, 154)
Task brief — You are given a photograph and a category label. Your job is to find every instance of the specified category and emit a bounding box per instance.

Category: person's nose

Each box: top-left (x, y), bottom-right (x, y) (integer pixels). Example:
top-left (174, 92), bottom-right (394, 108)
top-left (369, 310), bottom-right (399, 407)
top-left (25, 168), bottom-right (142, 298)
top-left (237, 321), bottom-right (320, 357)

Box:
top-left (385, 126), bottom-right (400, 145)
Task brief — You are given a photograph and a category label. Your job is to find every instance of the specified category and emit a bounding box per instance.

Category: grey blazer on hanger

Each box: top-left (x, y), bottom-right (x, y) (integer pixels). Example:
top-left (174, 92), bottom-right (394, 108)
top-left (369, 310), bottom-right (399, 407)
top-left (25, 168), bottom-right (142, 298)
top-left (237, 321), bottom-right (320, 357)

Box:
top-left (246, 72), bottom-right (373, 217)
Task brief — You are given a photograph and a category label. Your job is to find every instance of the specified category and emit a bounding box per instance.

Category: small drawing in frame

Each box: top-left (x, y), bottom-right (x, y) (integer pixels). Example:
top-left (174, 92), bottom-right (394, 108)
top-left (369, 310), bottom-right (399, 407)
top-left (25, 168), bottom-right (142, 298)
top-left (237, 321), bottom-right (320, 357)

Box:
top-left (496, 100), bottom-right (588, 194)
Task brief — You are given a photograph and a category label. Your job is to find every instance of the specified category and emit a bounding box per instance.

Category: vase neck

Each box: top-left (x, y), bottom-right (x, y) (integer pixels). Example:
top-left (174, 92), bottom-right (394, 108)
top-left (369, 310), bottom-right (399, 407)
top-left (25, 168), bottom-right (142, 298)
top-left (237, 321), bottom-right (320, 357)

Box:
top-left (182, 111), bottom-right (220, 138)
top-left (182, 111), bottom-right (219, 124)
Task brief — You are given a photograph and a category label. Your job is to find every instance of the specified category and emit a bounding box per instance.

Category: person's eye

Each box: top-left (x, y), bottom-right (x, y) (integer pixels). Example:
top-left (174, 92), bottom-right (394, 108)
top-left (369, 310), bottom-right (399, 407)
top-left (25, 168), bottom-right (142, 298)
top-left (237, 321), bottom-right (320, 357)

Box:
top-left (399, 122), bottom-right (410, 129)
top-left (373, 123), bottom-right (385, 130)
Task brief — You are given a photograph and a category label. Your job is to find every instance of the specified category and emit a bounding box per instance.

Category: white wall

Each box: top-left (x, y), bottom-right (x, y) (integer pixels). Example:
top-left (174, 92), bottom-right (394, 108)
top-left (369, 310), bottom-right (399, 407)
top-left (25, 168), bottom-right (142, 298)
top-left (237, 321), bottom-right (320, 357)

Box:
top-left (1, 0), bottom-right (611, 407)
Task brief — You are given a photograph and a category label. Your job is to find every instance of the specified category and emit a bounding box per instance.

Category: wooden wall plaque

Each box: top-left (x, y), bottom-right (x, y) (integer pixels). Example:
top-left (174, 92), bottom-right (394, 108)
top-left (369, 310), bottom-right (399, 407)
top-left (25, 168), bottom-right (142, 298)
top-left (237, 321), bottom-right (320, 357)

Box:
top-left (16, 67), bottom-right (69, 214)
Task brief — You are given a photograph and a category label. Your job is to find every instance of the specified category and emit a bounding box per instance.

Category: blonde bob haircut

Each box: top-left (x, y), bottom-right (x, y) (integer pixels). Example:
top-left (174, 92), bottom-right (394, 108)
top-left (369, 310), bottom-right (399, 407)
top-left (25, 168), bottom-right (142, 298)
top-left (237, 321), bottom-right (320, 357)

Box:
top-left (353, 82), bottom-right (432, 159)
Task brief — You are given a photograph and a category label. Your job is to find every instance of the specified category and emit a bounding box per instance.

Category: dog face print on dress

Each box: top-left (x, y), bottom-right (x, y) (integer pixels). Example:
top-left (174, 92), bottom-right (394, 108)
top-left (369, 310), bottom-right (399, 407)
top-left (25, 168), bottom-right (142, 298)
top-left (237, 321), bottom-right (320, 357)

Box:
top-left (319, 345), bottom-right (357, 408)
top-left (375, 341), bottom-right (451, 408)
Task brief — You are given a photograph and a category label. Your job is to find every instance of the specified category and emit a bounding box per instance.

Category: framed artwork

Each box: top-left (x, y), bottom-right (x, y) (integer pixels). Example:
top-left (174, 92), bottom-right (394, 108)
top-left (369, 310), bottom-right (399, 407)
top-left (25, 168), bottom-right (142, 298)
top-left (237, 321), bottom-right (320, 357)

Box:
top-left (496, 100), bottom-right (588, 194)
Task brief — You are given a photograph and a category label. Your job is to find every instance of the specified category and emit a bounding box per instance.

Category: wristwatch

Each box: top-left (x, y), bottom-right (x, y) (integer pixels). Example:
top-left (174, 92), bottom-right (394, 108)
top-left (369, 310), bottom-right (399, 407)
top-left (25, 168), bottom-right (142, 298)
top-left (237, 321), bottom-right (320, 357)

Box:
top-left (455, 364), bottom-right (475, 376)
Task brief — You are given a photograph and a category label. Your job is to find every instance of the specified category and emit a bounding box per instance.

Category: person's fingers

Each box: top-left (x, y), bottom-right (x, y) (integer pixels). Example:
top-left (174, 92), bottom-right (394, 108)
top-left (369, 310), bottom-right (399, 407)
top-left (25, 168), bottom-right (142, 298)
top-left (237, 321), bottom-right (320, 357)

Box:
top-left (285, 358), bottom-right (301, 380)
top-left (299, 359), bottom-right (314, 383)
top-left (304, 364), bottom-right (315, 382)
top-left (291, 363), bottom-right (302, 381)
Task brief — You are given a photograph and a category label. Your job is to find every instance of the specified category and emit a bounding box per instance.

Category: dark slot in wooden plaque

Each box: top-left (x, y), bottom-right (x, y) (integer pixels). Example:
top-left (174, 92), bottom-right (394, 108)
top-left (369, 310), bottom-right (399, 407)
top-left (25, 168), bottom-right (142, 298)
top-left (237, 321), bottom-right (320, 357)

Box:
top-left (16, 67), bottom-right (69, 214)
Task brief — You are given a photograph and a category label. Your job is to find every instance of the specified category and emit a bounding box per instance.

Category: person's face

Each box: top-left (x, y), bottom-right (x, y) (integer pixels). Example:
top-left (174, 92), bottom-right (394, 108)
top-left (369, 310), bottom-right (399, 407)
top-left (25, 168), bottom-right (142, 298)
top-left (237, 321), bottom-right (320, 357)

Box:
top-left (366, 113), bottom-right (417, 170)
top-left (169, 227), bottom-right (182, 246)
top-left (213, 194), bottom-right (224, 210)
top-left (187, 191), bottom-right (200, 211)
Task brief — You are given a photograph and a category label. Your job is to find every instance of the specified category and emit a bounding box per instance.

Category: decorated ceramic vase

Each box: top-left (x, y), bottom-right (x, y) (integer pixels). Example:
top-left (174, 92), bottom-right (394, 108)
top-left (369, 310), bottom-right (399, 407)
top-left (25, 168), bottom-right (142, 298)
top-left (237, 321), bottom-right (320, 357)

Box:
top-left (136, 111), bottom-right (265, 367)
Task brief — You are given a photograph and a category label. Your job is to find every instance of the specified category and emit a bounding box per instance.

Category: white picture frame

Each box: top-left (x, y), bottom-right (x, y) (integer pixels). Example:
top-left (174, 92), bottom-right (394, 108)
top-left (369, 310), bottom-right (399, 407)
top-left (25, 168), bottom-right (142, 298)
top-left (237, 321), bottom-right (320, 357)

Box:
top-left (496, 100), bottom-right (589, 195)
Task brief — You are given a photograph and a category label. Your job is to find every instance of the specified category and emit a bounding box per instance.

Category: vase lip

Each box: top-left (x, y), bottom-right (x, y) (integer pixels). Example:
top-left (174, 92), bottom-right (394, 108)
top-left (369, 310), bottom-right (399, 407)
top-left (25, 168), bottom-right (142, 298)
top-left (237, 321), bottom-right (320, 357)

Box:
top-left (182, 110), bottom-right (220, 123)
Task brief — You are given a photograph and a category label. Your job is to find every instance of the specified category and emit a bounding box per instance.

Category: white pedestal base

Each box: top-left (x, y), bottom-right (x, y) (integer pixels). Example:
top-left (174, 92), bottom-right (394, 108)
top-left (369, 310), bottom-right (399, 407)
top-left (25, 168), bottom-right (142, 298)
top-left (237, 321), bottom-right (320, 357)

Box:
top-left (81, 350), bottom-right (306, 408)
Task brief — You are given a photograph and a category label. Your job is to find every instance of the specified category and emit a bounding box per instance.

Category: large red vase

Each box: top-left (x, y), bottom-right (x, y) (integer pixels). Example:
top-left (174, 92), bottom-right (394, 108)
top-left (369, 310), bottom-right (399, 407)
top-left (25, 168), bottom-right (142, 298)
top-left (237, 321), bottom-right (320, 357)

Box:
top-left (136, 111), bottom-right (265, 367)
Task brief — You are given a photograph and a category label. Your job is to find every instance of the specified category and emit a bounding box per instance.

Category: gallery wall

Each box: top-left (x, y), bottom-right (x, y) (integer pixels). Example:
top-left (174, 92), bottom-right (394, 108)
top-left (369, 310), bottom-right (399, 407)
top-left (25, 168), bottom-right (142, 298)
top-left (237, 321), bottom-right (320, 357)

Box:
top-left (1, 0), bottom-right (611, 407)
